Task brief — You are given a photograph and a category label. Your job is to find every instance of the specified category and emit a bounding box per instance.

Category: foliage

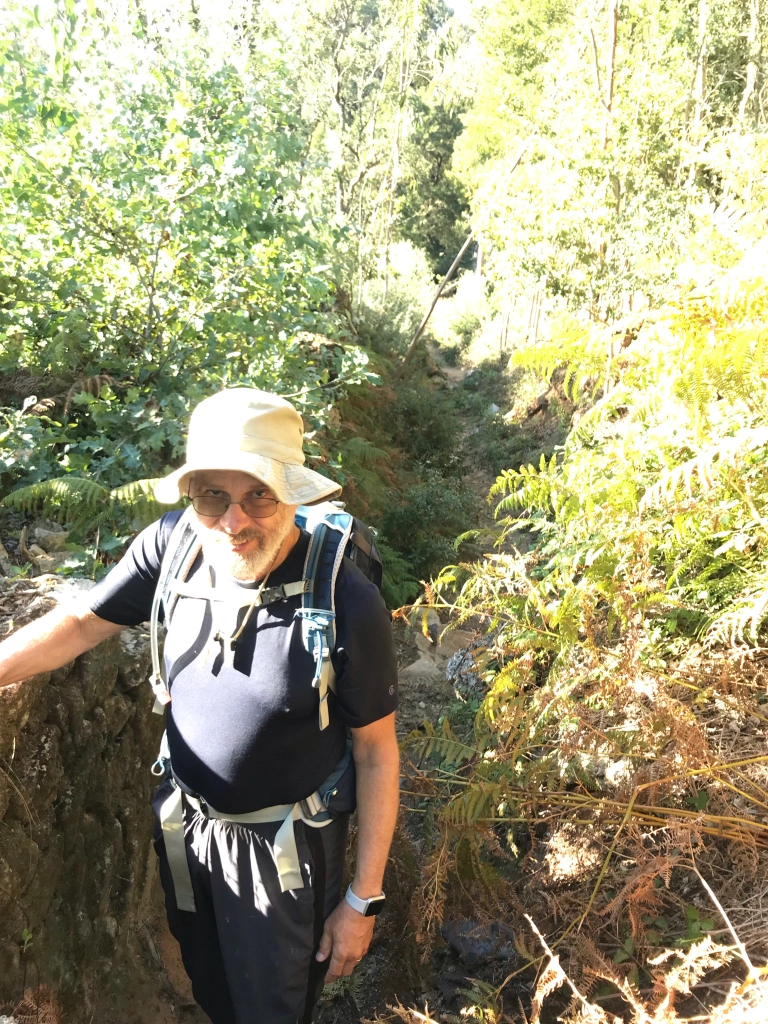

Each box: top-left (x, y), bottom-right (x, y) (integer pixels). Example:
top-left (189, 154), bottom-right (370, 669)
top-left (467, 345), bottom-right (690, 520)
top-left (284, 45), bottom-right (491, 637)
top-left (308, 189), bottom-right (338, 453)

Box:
top-left (280, 0), bottom-right (455, 284)
top-left (3, 474), bottom-right (168, 537)
top-left (399, 256), bottom-right (768, 1018)
top-left (0, 0), bottom-right (375, 498)
top-left (389, 384), bottom-right (466, 475)
top-left (453, 0), bottom-right (768, 321)
top-left (357, 242), bottom-right (436, 356)
top-left (395, 96), bottom-right (471, 278)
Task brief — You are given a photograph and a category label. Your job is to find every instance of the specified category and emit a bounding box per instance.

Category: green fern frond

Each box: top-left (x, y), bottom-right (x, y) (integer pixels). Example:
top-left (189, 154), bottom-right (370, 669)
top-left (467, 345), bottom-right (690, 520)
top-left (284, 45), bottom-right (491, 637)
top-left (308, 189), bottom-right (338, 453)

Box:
top-left (335, 436), bottom-right (389, 467)
top-left (706, 569), bottom-right (768, 646)
top-left (490, 453), bottom-right (560, 516)
top-left (446, 782), bottom-right (503, 824)
top-left (4, 477), bottom-right (110, 519)
top-left (407, 720), bottom-right (479, 765)
top-left (110, 477), bottom-right (166, 527)
top-left (640, 427), bottom-right (768, 511)
top-left (2, 475), bottom-right (168, 531)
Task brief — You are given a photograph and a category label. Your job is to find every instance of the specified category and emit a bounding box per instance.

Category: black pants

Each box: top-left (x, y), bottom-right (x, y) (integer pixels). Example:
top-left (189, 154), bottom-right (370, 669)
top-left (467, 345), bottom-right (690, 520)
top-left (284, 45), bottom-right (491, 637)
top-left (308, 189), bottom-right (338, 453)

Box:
top-left (152, 780), bottom-right (349, 1024)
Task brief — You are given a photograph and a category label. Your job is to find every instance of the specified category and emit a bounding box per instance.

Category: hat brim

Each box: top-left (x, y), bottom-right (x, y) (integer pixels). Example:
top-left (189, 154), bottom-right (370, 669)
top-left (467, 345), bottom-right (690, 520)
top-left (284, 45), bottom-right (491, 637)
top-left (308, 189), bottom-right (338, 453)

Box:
top-left (154, 453), bottom-right (342, 506)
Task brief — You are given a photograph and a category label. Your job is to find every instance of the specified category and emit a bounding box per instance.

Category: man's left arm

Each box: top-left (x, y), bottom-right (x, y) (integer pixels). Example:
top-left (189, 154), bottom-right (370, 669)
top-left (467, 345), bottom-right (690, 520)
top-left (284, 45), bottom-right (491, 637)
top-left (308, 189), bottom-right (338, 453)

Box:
top-left (315, 712), bottom-right (399, 983)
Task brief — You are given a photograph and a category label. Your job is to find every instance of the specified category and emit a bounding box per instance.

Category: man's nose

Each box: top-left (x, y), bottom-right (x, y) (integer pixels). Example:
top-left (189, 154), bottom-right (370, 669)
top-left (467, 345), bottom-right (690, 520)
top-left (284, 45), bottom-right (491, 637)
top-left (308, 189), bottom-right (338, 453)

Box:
top-left (219, 502), bottom-right (252, 534)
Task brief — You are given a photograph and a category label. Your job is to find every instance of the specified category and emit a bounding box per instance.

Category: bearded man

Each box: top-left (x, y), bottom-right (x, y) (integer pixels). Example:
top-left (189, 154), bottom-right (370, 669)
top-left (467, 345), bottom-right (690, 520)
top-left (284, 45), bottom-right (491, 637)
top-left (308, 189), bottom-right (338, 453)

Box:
top-left (0, 389), bottom-right (399, 1024)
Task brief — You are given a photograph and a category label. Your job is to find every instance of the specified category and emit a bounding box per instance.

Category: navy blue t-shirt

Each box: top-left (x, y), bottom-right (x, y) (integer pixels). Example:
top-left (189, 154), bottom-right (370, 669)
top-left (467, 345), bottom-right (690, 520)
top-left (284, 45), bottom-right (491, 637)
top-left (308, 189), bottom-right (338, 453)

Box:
top-left (88, 512), bottom-right (398, 813)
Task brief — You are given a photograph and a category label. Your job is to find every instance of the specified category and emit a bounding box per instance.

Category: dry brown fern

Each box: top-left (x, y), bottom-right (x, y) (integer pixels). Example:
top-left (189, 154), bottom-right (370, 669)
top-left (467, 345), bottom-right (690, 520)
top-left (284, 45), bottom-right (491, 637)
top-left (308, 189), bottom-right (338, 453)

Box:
top-left (1, 986), bottom-right (62, 1024)
top-left (63, 374), bottom-right (118, 413)
top-left (410, 827), bottom-right (452, 958)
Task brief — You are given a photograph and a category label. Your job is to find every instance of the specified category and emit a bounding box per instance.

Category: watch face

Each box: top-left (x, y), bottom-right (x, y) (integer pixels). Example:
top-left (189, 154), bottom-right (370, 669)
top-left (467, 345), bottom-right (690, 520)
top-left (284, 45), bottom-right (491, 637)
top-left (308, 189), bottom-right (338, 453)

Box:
top-left (364, 896), bottom-right (386, 917)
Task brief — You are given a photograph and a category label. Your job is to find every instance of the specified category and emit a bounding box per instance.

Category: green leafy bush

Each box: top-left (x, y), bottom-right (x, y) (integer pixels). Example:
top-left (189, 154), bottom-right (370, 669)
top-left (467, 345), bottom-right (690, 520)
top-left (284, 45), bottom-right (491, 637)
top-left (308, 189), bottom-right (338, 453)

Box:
top-left (0, 2), bottom-right (371, 495)
top-left (390, 386), bottom-right (466, 477)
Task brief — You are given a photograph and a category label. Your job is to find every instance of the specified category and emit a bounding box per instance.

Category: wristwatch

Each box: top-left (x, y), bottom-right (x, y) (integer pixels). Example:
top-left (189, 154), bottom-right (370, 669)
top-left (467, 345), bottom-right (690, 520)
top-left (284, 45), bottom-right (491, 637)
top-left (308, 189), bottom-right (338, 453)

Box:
top-left (345, 884), bottom-right (386, 917)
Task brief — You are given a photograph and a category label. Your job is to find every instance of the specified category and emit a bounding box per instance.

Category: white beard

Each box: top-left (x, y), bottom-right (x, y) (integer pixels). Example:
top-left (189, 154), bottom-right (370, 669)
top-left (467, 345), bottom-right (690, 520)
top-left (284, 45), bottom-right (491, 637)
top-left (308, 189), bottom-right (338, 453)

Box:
top-left (200, 507), bottom-right (296, 581)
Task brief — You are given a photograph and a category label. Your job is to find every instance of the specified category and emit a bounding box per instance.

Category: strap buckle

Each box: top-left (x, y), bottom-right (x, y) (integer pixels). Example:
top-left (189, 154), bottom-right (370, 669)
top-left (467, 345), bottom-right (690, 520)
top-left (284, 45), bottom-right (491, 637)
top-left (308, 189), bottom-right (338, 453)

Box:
top-left (300, 791), bottom-right (326, 818)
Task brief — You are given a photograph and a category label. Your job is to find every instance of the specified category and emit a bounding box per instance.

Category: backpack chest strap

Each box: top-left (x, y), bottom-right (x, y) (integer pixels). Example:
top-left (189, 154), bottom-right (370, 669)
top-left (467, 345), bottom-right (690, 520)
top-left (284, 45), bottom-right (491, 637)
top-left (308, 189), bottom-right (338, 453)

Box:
top-left (168, 578), bottom-right (308, 606)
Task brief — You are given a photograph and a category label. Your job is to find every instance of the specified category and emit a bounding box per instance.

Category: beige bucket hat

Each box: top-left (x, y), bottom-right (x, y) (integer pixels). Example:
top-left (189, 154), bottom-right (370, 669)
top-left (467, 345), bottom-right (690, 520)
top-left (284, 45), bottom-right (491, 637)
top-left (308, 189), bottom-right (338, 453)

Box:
top-left (153, 388), bottom-right (342, 506)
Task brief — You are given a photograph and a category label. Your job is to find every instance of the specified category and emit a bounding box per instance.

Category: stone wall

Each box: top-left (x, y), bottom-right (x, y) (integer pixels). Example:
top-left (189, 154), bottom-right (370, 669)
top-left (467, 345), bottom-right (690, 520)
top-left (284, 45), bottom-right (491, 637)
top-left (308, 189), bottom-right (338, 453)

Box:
top-left (0, 577), bottom-right (163, 1015)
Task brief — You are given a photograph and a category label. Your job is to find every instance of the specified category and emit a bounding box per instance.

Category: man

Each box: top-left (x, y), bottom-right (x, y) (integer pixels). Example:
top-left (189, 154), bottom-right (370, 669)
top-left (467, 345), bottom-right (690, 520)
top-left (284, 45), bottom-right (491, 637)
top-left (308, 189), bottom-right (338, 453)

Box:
top-left (0, 388), bottom-right (400, 1024)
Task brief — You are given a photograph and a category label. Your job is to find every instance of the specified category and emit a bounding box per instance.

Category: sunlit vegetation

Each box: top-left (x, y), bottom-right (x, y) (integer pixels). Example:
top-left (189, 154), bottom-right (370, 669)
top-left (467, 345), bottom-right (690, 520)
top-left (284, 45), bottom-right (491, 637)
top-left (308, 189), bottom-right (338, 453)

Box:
top-left (3, 0), bottom-right (768, 1020)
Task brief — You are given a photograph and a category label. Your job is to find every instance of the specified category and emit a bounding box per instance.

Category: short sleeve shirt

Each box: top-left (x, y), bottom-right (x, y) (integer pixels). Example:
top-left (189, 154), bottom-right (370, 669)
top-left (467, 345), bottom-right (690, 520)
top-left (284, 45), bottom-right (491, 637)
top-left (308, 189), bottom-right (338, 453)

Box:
top-left (88, 512), bottom-right (398, 813)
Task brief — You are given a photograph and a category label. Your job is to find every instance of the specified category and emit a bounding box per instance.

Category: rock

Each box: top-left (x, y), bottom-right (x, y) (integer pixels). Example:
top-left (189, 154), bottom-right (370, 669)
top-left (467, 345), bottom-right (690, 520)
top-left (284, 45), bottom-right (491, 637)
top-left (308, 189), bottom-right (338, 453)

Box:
top-left (445, 632), bottom-right (496, 701)
top-left (32, 527), bottom-right (69, 553)
top-left (44, 576), bottom-right (95, 603)
top-left (400, 656), bottom-right (444, 680)
top-left (0, 590), bottom-right (162, 1013)
top-left (446, 649), bottom-right (482, 700)
top-left (426, 609), bottom-right (440, 645)
top-left (438, 628), bottom-right (475, 659)
top-left (33, 552), bottom-right (71, 575)
top-left (541, 824), bottom-right (603, 885)
top-left (442, 918), bottom-right (517, 966)
top-left (117, 630), bottom-right (151, 692)
top-left (0, 540), bottom-right (12, 576)
top-left (413, 633), bottom-right (434, 655)
top-left (27, 544), bottom-right (47, 559)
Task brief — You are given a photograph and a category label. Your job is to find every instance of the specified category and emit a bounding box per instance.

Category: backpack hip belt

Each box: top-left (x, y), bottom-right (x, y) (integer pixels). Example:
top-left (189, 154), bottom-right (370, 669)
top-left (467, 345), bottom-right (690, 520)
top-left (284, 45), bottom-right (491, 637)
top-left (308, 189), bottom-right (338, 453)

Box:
top-left (158, 780), bottom-right (333, 912)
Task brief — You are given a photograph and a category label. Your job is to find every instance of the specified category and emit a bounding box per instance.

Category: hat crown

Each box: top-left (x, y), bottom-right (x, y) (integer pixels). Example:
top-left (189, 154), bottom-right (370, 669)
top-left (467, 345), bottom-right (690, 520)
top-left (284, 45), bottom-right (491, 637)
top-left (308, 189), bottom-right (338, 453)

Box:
top-left (187, 388), bottom-right (306, 466)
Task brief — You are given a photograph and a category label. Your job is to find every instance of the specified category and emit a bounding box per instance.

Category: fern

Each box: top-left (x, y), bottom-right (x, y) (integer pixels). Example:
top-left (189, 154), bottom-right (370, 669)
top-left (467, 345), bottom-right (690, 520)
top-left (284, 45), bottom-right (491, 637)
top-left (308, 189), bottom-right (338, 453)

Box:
top-left (641, 426), bottom-right (768, 510)
top-left (445, 783), bottom-right (504, 825)
top-left (406, 720), bottom-right (480, 766)
top-left (706, 568), bottom-right (768, 646)
top-left (4, 477), bottom-right (110, 518)
top-left (3, 475), bottom-right (170, 533)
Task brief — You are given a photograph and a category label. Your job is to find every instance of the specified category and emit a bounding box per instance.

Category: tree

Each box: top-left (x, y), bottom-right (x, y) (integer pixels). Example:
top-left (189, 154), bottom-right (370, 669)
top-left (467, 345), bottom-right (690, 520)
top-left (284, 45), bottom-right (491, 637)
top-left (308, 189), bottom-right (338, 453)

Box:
top-left (396, 96), bottom-right (471, 278)
top-left (0, 0), bottom-right (370, 493)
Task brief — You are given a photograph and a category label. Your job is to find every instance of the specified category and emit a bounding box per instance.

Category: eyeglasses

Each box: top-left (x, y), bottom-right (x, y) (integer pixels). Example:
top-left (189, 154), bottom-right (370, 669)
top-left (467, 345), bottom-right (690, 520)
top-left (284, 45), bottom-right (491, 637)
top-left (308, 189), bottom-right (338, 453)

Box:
top-left (188, 493), bottom-right (280, 519)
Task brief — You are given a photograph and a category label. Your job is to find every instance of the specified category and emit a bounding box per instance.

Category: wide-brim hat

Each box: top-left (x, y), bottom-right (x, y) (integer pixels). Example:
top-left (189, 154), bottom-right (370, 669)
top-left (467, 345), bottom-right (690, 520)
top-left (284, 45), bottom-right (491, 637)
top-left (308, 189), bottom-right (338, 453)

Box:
top-left (154, 388), bottom-right (342, 506)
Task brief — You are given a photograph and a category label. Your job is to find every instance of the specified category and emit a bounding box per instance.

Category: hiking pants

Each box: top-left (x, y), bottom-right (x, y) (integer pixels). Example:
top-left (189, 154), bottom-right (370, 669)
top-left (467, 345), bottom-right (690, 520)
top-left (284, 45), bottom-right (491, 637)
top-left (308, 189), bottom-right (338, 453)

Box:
top-left (152, 779), bottom-right (349, 1024)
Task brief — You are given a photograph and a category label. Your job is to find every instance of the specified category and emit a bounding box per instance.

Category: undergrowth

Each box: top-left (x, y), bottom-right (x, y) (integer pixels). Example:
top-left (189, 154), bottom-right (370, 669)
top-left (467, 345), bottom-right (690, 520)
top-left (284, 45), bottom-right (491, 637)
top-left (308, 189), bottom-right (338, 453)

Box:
top-left (396, 257), bottom-right (768, 1022)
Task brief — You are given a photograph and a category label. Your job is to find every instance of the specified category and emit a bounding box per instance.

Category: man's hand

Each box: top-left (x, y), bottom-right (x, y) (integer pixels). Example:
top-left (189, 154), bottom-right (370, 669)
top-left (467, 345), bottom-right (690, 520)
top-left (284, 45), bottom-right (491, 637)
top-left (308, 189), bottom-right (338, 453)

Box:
top-left (315, 900), bottom-right (375, 984)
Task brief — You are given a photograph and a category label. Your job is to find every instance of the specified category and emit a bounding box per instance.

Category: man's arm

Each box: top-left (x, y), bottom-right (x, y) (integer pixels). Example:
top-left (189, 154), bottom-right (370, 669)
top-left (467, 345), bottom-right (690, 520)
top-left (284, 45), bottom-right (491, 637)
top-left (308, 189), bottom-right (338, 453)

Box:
top-left (316, 712), bottom-right (399, 983)
top-left (0, 605), bottom-right (124, 689)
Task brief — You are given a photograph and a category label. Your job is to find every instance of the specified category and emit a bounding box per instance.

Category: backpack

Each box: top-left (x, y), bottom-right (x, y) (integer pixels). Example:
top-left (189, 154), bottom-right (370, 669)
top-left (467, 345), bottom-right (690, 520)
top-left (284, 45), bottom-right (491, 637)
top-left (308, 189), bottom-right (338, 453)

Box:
top-left (147, 501), bottom-right (382, 731)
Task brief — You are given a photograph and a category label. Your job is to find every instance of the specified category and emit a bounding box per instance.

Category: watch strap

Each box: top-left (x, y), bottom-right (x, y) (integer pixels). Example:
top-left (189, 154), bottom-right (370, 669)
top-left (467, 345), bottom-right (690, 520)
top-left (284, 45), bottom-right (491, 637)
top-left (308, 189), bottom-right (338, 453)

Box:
top-left (345, 884), bottom-right (385, 916)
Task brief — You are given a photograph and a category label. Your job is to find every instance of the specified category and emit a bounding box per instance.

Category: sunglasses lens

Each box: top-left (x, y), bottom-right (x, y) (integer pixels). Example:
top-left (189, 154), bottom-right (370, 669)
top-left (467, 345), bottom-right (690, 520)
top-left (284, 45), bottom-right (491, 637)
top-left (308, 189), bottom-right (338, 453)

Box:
top-left (192, 496), bottom-right (229, 517)
top-left (241, 498), bottom-right (278, 519)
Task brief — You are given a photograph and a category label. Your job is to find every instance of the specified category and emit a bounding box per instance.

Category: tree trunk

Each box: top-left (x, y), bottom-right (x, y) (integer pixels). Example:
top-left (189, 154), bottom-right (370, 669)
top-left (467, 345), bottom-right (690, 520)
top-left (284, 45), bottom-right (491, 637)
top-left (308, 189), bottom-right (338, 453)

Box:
top-left (738, 0), bottom-right (761, 125)
top-left (603, 0), bottom-right (618, 149)
top-left (690, 0), bottom-right (709, 157)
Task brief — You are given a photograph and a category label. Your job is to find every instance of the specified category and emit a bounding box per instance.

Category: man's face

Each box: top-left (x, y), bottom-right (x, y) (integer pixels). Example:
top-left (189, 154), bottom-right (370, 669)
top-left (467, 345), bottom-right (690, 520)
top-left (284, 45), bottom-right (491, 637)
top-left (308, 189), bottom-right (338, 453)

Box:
top-left (189, 470), bottom-right (297, 581)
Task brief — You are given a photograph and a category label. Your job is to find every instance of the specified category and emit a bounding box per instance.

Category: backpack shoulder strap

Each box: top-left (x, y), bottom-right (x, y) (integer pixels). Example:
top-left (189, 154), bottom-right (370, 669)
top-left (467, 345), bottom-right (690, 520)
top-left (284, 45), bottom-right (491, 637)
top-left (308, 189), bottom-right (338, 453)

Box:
top-left (149, 507), bottom-right (201, 714)
top-left (295, 504), bottom-right (354, 731)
